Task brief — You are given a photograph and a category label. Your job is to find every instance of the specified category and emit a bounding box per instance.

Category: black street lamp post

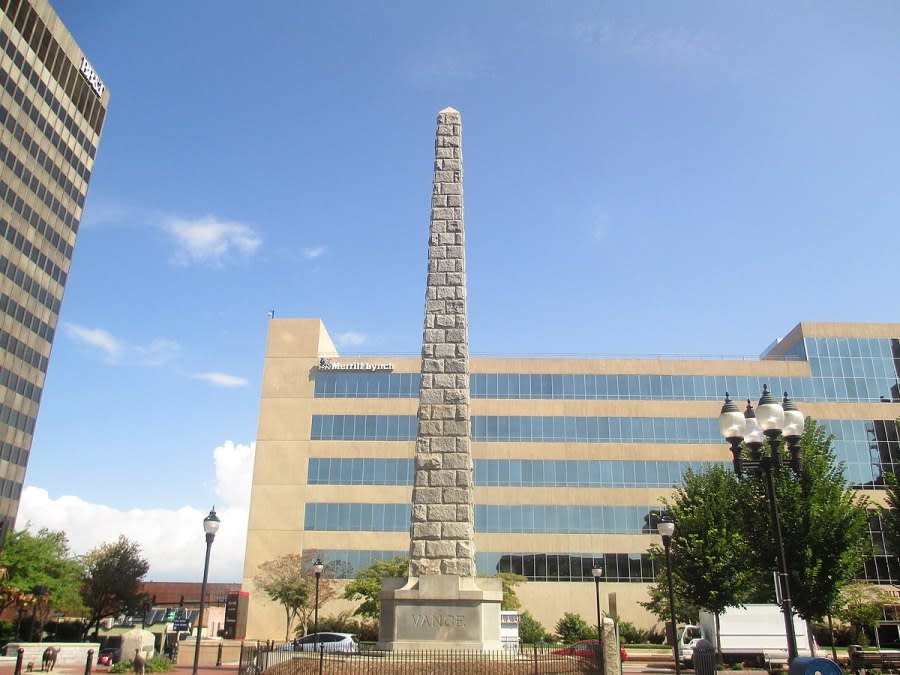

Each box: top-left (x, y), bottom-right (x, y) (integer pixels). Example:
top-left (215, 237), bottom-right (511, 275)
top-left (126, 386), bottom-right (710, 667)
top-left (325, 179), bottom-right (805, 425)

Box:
top-left (591, 566), bottom-right (606, 675)
top-left (312, 559), bottom-right (324, 648)
top-left (719, 386), bottom-right (804, 664)
top-left (191, 507), bottom-right (220, 675)
top-left (658, 515), bottom-right (681, 675)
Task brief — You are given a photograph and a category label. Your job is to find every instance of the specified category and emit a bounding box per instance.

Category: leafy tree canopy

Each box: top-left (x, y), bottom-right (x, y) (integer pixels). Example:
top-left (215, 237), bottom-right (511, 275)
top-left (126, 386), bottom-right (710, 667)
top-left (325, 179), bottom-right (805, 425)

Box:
top-left (0, 528), bottom-right (85, 618)
top-left (254, 551), bottom-right (336, 641)
top-left (81, 535), bottom-right (150, 639)
top-left (341, 556), bottom-right (408, 620)
top-left (643, 466), bottom-right (757, 630)
top-left (740, 419), bottom-right (871, 621)
top-left (835, 582), bottom-right (894, 646)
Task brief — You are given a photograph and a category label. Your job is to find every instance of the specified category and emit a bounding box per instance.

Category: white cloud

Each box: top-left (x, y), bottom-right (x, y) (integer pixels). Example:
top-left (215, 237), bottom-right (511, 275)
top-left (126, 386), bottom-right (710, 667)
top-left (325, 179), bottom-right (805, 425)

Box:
top-left (335, 331), bottom-right (367, 346)
top-left (301, 246), bottom-right (325, 260)
top-left (193, 372), bottom-right (249, 388)
top-left (163, 215), bottom-right (261, 265)
top-left (64, 323), bottom-right (180, 367)
top-left (17, 441), bottom-right (255, 582)
top-left (65, 324), bottom-right (123, 361)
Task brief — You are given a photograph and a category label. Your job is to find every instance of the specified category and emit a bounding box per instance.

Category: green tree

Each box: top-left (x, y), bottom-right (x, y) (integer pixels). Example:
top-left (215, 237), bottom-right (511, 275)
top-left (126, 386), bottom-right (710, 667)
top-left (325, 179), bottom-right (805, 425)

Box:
top-left (644, 467), bottom-right (759, 658)
top-left (835, 582), bottom-right (893, 645)
top-left (555, 612), bottom-right (594, 643)
top-left (254, 551), bottom-right (336, 640)
top-left (81, 536), bottom-right (150, 639)
top-left (518, 610), bottom-right (548, 644)
top-left (740, 419), bottom-right (871, 629)
top-left (639, 572), bottom-right (700, 626)
top-left (0, 528), bottom-right (85, 636)
top-left (341, 556), bottom-right (408, 620)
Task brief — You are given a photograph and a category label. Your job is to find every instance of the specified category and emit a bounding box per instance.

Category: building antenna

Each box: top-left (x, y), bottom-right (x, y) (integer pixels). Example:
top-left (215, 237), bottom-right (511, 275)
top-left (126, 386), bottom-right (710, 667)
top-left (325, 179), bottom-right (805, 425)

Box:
top-left (267, 309), bottom-right (275, 319)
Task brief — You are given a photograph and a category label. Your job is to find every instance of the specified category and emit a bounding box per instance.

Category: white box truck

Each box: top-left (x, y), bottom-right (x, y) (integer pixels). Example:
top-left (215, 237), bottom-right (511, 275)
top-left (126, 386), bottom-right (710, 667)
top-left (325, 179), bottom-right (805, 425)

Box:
top-left (677, 604), bottom-right (813, 666)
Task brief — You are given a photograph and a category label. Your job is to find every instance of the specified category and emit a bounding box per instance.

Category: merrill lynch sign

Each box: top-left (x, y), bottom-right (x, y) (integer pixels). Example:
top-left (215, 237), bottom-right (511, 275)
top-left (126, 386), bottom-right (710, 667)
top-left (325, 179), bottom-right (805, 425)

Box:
top-left (318, 359), bottom-right (393, 372)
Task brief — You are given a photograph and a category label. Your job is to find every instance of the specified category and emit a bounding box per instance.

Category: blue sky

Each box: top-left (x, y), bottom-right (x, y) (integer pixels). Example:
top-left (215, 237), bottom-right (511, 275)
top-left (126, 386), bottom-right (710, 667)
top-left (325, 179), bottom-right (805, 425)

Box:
top-left (18, 1), bottom-right (900, 581)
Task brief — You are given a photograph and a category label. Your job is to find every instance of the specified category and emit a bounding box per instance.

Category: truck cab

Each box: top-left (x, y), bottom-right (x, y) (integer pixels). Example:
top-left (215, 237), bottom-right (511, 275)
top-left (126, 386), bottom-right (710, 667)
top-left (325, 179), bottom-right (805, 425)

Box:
top-left (678, 625), bottom-right (702, 666)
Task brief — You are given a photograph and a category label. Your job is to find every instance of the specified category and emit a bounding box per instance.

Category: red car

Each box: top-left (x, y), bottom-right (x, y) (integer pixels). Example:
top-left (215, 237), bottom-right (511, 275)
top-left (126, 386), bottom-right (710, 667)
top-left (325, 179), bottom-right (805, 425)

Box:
top-left (97, 648), bottom-right (121, 666)
top-left (553, 640), bottom-right (628, 661)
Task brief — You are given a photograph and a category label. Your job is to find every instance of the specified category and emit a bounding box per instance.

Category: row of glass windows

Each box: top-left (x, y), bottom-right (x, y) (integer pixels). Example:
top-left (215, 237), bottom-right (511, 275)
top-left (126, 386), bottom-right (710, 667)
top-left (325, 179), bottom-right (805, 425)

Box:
top-left (315, 371), bottom-right (900, 405)
top-left (0, 253), bottom-right (61, 315)
top-left (306, 549), bottom-right (659, 583)
top-left (0, 292), bottom-right (54, 343)
top-left (0, 441), bottom-right (27, 467)
top-left (0, 67), bottom-right (86, 234)
top-left (0, 176), bottom-right (74, 259)
top-left (0, 365), bottom-right (40, 402)
top-left (309, 416), bottom-right (898, 490)
top-left (304, 502), bottom-right (658, 534)
top-left (0, 134), bottom-right (84, 217)
top-left (0, 475), bottom-right (21, 500)
top-left (0, 82), bottom-right (89, 193)
top-left (0, 216), bottom-right (69, 285)
top-left (481, 552), bottom-right (657, 582)
top-left (864, 514), bottom-right (900, 585)
top-left (307, 547), bottom-right (897, 584)
top-left (0, 135), bottom-right (79, 231)
top-left (311, 414), bottom-right (721, 444)
top-left (0, 101), bottom-right (88, 206)
top-left (0, 328), bottom-right (48, 372)
top-left (307, 457), bottom-right (727, 488)
top-left (315, 372), bottom-right (419, 398)
top-left (312, 339), bottom-right (899, 405)
top-left (475, 504), bottom-right (658, 534)
top-left (0, 402), bottom-right (34, 435)
top-left (304, 503), bottom-right (411, 532)
top-left (0, 292), bottom-right (53, 344)
top-left (804, 337), bottom-right (899, 363)
top-left (1, 7), bottom-right (105, 140)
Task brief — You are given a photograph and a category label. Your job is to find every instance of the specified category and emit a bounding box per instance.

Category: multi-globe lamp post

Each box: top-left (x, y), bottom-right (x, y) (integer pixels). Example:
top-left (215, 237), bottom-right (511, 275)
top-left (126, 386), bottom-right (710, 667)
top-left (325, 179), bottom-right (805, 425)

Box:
top-left (191, 507), bottom-right (220, 675)
top-left (657, 515), bottom-right (680, 675)
top-left (591, 566), bottom-right (605, 674)
top-left (718, 385), bottom-right (805, 663)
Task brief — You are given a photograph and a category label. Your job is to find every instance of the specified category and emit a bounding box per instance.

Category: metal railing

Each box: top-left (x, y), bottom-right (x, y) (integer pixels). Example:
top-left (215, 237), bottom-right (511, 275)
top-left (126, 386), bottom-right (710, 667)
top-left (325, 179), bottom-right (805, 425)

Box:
top-left (238, 641), bottom-right (603, 674)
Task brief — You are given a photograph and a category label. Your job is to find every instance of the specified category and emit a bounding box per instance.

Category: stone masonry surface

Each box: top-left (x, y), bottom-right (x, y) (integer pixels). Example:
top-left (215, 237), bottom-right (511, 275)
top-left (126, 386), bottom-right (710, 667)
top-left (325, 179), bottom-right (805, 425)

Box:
top-left (408, 107), bottom-right (476, 578)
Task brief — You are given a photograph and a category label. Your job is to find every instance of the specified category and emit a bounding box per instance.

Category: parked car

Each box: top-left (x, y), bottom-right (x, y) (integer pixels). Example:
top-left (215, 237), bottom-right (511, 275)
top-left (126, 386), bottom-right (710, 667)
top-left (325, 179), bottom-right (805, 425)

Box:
top-left (97, 648), bottom-right (122, 665)
top-left (292, 633), bottom-right (358, 653)
top-left (552, 640), bottom-right (628, 661)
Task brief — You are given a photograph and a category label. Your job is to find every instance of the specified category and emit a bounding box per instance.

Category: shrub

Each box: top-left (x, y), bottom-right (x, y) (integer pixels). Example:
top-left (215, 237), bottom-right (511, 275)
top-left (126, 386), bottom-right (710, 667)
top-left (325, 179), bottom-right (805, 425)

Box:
top-left (811, 621), bottom-right (856, 647)
top-left (555, 612), bottom-right (594, 644)
top-left (109, 656), bottom-right (172, 673)
top-left (518, 611), bottom-right (549, 644)
top-left (618, 620), bottom-right (647, 645)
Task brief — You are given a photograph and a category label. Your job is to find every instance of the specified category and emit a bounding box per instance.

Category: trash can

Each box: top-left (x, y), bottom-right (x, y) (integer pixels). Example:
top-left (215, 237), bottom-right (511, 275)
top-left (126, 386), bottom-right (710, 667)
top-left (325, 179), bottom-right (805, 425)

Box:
top-left (789, 656), bottom-right (842, 675)
top-left (692, 639), bottom-right (716, 675)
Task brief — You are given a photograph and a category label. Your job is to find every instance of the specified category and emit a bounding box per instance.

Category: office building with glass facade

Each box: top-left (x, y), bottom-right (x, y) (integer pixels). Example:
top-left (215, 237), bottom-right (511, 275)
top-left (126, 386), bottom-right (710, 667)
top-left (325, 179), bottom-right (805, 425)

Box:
top-left (0, 0), bottom-right (109, 540)
top-left (241, 319), bottom-right (900, 638)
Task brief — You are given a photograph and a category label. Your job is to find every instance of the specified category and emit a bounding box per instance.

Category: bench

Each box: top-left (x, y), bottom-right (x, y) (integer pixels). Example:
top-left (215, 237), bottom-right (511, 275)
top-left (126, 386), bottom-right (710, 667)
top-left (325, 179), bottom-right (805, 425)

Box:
top-left (849, 649), bottom-right (900, 674)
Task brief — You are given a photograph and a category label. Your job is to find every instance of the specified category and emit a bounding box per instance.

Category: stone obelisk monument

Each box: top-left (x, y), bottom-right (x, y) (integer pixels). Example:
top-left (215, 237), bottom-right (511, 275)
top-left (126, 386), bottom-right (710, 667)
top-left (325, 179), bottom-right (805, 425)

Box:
top-left (377, 108), bottom-right (502, 651)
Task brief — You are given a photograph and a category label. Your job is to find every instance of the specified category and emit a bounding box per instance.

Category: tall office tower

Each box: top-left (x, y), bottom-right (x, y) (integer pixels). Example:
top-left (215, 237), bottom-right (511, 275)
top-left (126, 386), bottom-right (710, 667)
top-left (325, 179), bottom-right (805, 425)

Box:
top-left (0, 0), bottom-right (109, 542)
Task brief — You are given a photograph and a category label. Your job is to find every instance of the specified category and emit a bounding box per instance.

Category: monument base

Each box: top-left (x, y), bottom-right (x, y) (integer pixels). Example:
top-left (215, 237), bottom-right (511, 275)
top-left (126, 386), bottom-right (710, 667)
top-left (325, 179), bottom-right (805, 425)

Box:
top-left (377, 575), bottom-right (503, 651)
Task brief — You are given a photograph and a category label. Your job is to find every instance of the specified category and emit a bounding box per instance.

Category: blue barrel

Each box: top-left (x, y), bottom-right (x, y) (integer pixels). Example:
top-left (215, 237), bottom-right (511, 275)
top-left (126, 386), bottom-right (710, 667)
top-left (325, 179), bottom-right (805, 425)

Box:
top-left (789, 656), bottom-right (842, 675)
